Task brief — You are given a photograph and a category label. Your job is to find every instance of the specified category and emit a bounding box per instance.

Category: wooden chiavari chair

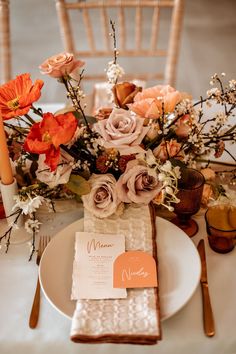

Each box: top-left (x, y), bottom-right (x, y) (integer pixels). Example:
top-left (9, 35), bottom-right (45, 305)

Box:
top-left (55, 0), bottom-right (184, 87)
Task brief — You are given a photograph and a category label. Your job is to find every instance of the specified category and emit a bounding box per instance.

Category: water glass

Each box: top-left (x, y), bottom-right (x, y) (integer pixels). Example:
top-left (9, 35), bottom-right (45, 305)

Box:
top-left (205, 204), bottom-right (236, 253)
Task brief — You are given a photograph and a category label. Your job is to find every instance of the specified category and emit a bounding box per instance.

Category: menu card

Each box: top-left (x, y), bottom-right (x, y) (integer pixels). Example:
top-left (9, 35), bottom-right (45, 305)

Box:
top-left (74, 232), bottom-right (127, 299)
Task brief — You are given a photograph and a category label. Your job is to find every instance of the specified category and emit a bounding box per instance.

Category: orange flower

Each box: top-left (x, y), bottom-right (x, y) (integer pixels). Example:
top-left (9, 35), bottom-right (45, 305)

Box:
top-left (112, 82), bottom-right (142, 109)
top-left (0, 73), bottom-right (44, 120)
top-left (24, 112), bottom-right (77, 171)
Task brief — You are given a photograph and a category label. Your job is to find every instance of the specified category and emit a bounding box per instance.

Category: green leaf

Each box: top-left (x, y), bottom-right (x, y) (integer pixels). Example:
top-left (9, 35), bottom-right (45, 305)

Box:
top-left (66, 174), bottom-right (90, 196)
top-left (169, 158), bottom-right (187, 169)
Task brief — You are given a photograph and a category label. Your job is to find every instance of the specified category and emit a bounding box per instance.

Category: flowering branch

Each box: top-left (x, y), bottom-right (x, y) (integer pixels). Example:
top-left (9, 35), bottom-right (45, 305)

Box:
top-left (106, 20), bottom-right (124, 85)
top-left (61, 74), bottom-right (90, 129)
top-left (0, 209), bottom-right (23, 253)
top-left (110, 20), bottom-right (118, 65)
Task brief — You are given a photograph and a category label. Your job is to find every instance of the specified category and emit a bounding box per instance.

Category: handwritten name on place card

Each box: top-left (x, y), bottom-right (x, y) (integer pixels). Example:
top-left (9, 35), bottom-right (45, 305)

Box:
top-left (113, 251), bottom-right (158, 288)
top-left (75, 232), bottom-right (127, 299)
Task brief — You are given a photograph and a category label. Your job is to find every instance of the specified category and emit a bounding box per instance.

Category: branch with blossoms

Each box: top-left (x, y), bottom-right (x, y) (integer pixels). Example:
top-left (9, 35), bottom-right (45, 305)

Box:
top-left (0, 209), bottom-right (23, 253)
top-left (106, 20), bottom-right (125, 86)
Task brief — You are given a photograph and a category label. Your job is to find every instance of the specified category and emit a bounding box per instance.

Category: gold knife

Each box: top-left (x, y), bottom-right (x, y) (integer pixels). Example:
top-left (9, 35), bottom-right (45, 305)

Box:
top-left (197, 239), bottom-right (215, 337)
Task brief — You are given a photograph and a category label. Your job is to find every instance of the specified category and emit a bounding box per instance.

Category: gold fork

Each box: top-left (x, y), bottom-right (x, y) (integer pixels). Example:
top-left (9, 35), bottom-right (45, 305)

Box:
top-left (29, 235), bottom-right (51, 329)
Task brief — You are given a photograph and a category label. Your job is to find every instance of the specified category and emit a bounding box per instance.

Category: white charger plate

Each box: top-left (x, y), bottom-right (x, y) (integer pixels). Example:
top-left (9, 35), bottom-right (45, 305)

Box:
top-left (39, 217), bottom-right (201, 321)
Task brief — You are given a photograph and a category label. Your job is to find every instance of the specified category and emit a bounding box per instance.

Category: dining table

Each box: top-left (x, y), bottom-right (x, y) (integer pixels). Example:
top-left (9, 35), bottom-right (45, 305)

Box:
top-left (0, 103), bottom-right (236, 354)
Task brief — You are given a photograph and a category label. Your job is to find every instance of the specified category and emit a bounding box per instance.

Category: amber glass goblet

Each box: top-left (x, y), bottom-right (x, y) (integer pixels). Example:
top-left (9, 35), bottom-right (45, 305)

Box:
top-left (171, 168), bottom-right (205, 237)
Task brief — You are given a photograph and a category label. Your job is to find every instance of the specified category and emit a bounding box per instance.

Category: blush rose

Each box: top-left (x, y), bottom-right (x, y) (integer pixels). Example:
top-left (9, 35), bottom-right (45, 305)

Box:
top-left (116, 160), bottom-right (163, 204)
top-left (82, 174), bottom-right (121, 218)
top-left (94, 108), bottom-right (149, 155)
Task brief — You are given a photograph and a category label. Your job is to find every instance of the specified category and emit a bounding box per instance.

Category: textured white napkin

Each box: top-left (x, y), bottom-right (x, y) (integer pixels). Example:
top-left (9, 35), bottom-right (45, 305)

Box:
top-left (70, 204), bottom-right (161, 344)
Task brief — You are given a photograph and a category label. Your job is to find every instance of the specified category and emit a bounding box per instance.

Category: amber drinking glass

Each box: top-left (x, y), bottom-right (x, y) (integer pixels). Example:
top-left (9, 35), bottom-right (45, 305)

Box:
top-left (172, 168), bottom-right (205, 237)
top-left (205, 204), bottom-right (236, 253)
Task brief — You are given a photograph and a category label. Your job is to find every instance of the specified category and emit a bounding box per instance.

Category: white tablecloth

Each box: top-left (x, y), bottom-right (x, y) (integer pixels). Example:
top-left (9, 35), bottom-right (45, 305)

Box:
top-left (0, 203), bottom-right (236, 354)
top-left (1, 103), bottom-right (236, 353)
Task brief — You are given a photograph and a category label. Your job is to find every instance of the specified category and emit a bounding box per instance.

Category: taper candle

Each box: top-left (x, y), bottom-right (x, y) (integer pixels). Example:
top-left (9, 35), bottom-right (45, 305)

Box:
top-left (0, 111), bottom-right (14, 185)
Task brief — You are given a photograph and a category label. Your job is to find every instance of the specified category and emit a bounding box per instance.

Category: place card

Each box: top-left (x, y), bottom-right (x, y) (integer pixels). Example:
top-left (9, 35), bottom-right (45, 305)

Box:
top-left (113, 251), bottom-right (158, 288)
top-left (75, 232), bottom-right (127, 299)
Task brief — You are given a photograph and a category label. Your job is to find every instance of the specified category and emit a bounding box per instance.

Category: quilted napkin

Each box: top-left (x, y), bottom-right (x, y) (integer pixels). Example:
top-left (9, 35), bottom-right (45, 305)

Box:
top-left (70, 203), bottom-right (162, 345)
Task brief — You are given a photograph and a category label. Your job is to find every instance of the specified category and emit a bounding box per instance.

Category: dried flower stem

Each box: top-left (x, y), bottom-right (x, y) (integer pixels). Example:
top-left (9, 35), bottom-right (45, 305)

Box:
top-left (31, 105), bottom-right (44, 118)
top-left (62, 75), bottom-right (90, 129)
top-left (0, 209), bottom-right (23, 253)
top-left (24, 114), bottom-right (36, 125)
top-left (28, 212), bottom-right (36, 261)
top-left (110, 20), bottom-right (118, 65)
top-left (3, 122), bottom-right (28, 137)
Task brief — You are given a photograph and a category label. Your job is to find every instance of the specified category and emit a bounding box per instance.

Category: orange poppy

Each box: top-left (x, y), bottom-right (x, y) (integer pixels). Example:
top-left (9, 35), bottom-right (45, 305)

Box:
top-left (0, 73), bottom-right (44, 120)
top-left (24, 112), bottom-right (77, 171)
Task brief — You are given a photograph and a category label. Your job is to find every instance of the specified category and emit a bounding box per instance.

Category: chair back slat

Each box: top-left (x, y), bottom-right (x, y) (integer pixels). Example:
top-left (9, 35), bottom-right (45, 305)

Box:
top-left (66, 1), bottom-right (176, 9)
top-left (135, 3), bottom-right (142, 51)
top-left (56, 0), bottom-right (74, 52)
top-left (55, 0), bottom-right (184, 86)
top-left (164, 0), bottom-right (184, 86)
top-left (82, 7), bottom-right (95, 53)
top-left (101, 7), bottom-right (110, 51)
top-left (150, 4), bottom-right (160, 52)
top-left (0, 0), bottom-right (11, 83)
top-left (118, 6), bottom-right (126, 51)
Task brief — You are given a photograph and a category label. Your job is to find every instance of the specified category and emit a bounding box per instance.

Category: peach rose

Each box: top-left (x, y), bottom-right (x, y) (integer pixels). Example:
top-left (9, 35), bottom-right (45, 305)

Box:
top-left (112, 82), bottom-right (142, 109)
top-left (94, 108), bottom-right (149, 155)
top-left (129, 84), bottom-right (181, 119)
top-left (94, 107), bottom-right (113, 120)
top-left (200, 168), bottom-right (216, 181)
top-left (82, 174), bottom-right (121, 218)
top-left (153, 139), bottom-right (183, 162)
top-left (39, 52), bottom-right (85, 78)
top-left (175, 114), bottom-right (191, 138)
top-left (201, 183), bottom-right (214, 207)
top-left (116, 160), bottom-right (163, 204)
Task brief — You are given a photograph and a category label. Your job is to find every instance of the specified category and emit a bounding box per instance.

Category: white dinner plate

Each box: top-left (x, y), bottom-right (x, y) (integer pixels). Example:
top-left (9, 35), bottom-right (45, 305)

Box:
top-left (39, 217), bottom-right (201, 321)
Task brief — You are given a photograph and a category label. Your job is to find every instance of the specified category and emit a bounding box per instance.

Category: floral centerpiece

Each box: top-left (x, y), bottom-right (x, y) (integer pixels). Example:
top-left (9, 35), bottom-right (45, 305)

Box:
top-left (0, 23), bottom-right (235, 259)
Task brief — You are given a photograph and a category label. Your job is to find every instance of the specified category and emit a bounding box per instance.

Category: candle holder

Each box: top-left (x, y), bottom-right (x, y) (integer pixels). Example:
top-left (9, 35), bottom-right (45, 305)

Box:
top-left (0, 178), bottom-right (31, 244)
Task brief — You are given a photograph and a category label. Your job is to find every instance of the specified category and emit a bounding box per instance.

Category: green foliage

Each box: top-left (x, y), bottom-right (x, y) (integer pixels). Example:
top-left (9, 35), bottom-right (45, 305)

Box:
top-left (66, 174), bottom-right (90, 196)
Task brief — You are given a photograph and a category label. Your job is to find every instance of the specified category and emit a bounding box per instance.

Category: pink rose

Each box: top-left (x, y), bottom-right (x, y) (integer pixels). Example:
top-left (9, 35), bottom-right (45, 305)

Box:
top-left (153, 139), bottom-right (183, 162)
top-left (39, 52), bottom-right (85, 78)
top-left (116, 160), bottom-right (162, 204)
top-left (82, 174), bottom-right (121, 218)
top-left (175, 114), bottom-right (191, 138)
top-left (129, 84), bottom-right (181, 119)
top-left (94, 108), bottom-right (149, 155)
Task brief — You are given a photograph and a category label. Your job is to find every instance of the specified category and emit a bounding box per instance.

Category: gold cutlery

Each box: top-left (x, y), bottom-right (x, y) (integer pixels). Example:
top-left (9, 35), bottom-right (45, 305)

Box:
top-left (197, 239), bottom-right (215, 337)
top-left (29, 235), bottom-right (51, 329)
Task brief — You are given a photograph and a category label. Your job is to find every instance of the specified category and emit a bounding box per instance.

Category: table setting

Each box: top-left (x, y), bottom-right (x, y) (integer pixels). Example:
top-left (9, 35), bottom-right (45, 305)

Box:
top-left (0, 23), bottom-right (236, 354)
